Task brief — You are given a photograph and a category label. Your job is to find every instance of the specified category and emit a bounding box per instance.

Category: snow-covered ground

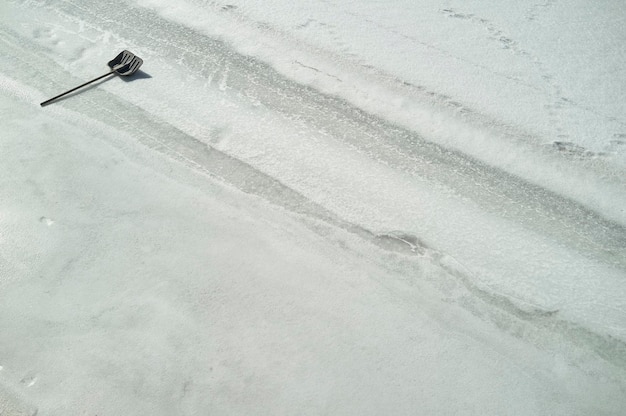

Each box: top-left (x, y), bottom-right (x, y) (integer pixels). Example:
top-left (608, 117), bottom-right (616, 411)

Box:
top-left (1, 0), bottom-right (625, 414)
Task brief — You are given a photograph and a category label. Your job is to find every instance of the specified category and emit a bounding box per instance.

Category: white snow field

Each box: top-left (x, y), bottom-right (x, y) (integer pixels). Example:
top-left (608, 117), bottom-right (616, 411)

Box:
top-left (1, 0), bottom-right (625, 414)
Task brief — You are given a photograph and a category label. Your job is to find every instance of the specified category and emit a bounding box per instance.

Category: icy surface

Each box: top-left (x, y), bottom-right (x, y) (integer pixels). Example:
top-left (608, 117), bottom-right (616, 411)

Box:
top-left (1, 0), bottom-right (625, 414)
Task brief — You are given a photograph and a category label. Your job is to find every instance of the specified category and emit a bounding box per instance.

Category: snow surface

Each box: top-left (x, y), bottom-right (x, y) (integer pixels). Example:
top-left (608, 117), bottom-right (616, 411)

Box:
top-left (1, 0), bottom-right (625, 414)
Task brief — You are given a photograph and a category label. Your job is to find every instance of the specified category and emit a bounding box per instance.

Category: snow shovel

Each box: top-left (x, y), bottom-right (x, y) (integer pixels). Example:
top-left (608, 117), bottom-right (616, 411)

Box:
top-left (40, 50), bottom-right (143, 106)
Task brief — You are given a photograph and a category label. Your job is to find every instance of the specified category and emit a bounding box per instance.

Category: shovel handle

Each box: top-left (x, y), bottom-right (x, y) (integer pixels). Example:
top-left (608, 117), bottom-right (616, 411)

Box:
top-left (40, 69), bottom-right (117, 106)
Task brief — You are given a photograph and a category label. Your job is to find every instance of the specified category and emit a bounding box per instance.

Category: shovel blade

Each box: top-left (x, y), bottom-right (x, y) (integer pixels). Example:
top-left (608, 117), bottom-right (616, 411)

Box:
top-left (107, 50), bottom-right (143, 76)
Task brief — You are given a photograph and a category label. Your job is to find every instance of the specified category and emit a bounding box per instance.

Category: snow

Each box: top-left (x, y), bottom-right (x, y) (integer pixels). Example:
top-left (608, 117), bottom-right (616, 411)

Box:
top-left (1, 0), bottom-right (625, 414)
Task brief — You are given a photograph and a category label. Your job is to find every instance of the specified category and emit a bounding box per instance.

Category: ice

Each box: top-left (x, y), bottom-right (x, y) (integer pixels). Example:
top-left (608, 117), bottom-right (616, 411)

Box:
top-left (1, 0), bottom-right (625, 414)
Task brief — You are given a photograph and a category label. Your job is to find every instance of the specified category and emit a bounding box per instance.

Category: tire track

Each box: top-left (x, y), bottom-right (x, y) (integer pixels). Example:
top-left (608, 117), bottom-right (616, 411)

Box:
top-left (4, 0), bottom-right (626, 266)
top-left (2, 0), bottom-right (626, 370)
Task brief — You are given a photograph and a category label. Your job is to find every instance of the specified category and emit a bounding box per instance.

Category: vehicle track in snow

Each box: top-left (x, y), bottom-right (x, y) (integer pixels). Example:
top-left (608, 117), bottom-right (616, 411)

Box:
top-left (11, 0), bottom-right (624, 267)
top-left (2, 0), bottom-right (626, 362)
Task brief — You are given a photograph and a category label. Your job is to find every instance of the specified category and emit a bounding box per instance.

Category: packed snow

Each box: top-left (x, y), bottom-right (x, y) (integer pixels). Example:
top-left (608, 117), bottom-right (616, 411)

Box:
top-left (1, 0), bottom-right (625, 414)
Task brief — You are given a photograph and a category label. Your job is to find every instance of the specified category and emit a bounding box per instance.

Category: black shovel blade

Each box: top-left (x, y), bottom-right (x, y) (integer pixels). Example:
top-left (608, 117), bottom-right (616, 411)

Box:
top-left (107, 50), bottom-right (143, 76)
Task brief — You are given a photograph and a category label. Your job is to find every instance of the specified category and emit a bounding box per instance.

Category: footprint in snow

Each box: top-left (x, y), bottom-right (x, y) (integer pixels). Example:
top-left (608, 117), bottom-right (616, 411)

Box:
top-left (39, 216), bottom-right (55, 226)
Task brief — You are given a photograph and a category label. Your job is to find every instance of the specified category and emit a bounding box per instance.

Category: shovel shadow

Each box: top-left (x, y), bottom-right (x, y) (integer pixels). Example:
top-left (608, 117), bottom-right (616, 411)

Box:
top-left (120, 69), bottom-right (152, 81)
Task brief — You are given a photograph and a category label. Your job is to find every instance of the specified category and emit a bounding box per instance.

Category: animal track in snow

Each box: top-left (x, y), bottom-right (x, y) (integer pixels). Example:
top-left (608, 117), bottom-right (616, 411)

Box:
top-left (525, 0), bottom-right (557, 22)
top-left (441, 7), bottom-right (573, 138)
top-left (19, 373), bottom-right (38, 388)
top-left (441, 8), bottom-right (525, 53)
top-left (606, 136), bottom-right (626, 154)
top-left (220, 4), bottom-right (237, 12)
top-left (32, 26), bottom-right (63, 47)
top-left (39, 216), bottom-right (55, 226)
